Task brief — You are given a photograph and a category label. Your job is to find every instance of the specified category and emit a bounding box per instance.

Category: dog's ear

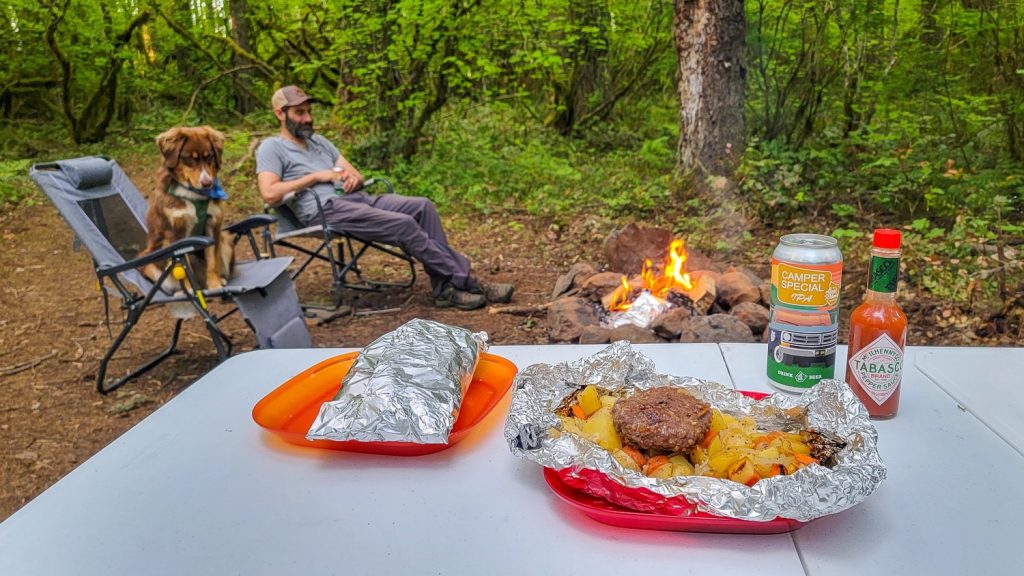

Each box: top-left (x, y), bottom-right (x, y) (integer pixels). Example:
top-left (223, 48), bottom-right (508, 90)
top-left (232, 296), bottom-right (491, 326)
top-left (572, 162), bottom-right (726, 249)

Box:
top-left (202, 126), bottom-right (226, 169)
top-left (155, 128), bottom-right (186, 169)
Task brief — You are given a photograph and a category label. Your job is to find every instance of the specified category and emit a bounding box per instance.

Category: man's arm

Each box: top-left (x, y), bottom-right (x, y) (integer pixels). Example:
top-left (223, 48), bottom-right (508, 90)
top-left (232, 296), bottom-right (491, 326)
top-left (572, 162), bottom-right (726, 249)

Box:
top-left (257, 169), bottom-right (337, 206)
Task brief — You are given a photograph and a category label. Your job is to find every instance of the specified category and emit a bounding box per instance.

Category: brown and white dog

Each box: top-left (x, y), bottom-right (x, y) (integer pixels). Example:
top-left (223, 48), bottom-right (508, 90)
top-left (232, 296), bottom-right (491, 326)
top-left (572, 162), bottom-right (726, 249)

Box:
top-left (140, 126), bottom-right (235, 292)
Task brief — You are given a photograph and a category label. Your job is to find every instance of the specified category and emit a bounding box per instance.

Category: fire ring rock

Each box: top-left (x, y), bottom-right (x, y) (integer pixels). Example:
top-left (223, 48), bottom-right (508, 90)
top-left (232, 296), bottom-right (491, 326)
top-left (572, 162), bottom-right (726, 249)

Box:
top-left (607, 325), bottom-right (665, 344)
top-left (716, 271), bottom-right (761, 309)
top-left (676, 314), bottom-right (757, 343)
top-left (579, 271), bottom-right (626, 300)
top-left (650, 307), bottom-right (695, 339)
top-left (729, 301), bottom-right (770, 335)
top-left (547, 297), bottom-right (600, 342)
top-left (603, 224), bottom-right (672, 275)
top-left (551, 262), bottom-right (597, 300)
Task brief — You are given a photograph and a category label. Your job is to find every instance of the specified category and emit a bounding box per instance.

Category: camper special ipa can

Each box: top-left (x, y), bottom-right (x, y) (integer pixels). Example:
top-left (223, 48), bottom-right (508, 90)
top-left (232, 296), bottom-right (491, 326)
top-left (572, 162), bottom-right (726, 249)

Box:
top-left (766, 234), bottom-right (843, 393)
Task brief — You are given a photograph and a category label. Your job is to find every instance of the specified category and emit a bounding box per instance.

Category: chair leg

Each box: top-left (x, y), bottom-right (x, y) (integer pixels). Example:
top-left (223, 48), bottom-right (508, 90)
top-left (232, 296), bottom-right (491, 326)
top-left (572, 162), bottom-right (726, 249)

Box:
top-left (97, 318), bottom-right (183, 395)
top-left (202, 314), bottom-right (232, 360)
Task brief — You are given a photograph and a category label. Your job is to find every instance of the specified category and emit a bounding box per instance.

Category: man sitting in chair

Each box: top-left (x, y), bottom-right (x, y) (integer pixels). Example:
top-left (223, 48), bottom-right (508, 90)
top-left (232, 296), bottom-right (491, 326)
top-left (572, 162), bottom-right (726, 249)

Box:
top-left (256, 85), bottom-right (513, 311)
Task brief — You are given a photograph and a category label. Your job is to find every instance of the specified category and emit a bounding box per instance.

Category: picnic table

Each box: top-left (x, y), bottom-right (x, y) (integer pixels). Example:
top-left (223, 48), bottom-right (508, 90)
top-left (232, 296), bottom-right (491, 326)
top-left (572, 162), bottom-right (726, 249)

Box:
top-left (1, 343), bottom-right (1022, 575)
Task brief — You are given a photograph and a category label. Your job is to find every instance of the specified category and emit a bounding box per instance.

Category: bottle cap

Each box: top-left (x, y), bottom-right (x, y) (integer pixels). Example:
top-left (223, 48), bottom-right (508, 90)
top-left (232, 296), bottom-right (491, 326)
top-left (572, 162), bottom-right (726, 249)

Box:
top-left (873, 228), bottom-right (901, 249)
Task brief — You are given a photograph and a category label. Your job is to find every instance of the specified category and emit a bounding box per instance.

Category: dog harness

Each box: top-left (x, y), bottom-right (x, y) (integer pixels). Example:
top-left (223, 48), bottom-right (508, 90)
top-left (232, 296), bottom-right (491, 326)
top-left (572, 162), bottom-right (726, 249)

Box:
top-left (166, 179), bottom-right (228, 237)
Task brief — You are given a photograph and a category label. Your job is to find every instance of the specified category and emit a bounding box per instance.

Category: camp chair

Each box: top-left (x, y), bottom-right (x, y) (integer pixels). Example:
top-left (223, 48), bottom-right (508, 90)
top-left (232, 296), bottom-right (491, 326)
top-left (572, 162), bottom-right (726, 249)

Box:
top-left (262, 178), bottom-right (416, 311)
top-left (30, 156), bottom-right (312, 394)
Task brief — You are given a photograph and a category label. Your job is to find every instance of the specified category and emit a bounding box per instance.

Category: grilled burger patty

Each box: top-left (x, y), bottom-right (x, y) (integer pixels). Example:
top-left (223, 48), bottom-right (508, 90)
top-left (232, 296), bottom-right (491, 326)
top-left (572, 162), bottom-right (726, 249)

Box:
top-left (611, 387), bottom-right (712, 453)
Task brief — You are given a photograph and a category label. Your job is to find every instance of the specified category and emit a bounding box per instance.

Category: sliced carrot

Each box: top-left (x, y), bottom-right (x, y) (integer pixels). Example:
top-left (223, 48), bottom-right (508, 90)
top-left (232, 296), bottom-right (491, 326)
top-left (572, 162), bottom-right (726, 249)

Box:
top-left (744, 473), bottom-right (762, 487)
top-left (700, 429), bottom-right (718, 449)
top-left (752, 431), bottom-right (783, 448)
top-left (570, 405), bottom-right (587, 420)
top-left (622, 446), bottom-right (647, 468)
top-left (794, 453), bottom-right (819, 466)
top-left (765, 464), bottom-right (783, 478)
top-left (643, 455), bottom-right (670, 476)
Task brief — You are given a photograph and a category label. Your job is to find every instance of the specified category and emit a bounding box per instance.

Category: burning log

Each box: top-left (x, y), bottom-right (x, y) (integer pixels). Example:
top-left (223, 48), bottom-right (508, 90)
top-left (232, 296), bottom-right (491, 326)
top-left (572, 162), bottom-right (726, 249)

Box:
top-left (681, 275), bottom-right (716, 315)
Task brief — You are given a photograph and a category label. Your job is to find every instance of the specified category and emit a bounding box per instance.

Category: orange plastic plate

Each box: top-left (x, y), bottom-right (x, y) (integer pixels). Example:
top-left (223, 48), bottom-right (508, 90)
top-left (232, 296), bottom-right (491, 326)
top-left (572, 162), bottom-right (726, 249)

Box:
top-left (252, 351), bottom-right (518, 456)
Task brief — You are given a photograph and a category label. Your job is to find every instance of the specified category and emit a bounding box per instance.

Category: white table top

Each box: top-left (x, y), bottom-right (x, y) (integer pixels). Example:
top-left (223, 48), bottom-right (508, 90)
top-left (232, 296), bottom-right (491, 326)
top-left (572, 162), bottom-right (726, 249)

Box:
top-left (1, 343), bottom-right (1020, 575)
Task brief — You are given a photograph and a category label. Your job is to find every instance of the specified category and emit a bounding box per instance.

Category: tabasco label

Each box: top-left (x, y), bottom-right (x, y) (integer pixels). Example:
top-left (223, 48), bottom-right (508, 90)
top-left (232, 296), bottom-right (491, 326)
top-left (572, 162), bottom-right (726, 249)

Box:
top-left (848, 333), bottom-right (904, 405)
top-left (770, 260), bottom-right (842, 311)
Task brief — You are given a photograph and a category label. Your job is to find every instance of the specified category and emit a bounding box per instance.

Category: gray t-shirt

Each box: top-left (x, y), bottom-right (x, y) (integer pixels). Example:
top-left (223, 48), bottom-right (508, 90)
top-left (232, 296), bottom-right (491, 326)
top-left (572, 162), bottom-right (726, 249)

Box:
top-left (256, 134), bottom-right (342, 224)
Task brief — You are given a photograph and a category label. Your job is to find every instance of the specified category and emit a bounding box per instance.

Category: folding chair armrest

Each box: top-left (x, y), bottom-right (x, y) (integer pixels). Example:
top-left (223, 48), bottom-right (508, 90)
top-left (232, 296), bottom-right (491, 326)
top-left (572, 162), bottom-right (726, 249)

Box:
top-left (358, 177), bottom-right (393, 195)
top-left (99, 236), bottom-right (213, 276)
top-left (225, 214), bottom-right (276, 235)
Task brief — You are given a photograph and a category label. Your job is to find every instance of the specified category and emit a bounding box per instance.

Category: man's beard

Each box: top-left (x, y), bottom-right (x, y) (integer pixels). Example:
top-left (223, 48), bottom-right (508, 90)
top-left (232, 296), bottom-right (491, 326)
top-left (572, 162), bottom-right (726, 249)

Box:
top-left (286, 116), bottom-right (315, 140)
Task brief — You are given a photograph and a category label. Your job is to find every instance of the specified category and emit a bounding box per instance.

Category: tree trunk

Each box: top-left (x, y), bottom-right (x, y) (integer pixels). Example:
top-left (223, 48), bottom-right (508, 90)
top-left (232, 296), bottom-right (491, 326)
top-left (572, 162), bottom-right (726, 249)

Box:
top-left (551, 0), bottom-right (610, 135)
top-left (228, 0), bottom-right (256, 115)
top-left (673, 0), bottom-right (746, 175)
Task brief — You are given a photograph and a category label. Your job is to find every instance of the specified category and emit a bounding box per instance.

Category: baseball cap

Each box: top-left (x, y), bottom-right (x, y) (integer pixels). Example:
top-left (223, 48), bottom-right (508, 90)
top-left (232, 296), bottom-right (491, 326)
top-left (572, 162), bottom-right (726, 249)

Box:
top-left (271, 86), bottom-right (317, 111)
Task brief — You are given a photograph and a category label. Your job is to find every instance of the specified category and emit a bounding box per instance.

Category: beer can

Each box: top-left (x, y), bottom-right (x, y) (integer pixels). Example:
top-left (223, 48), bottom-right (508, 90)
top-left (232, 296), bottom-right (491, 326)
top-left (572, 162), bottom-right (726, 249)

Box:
top-left (766, 234), bottom-right (843, 393)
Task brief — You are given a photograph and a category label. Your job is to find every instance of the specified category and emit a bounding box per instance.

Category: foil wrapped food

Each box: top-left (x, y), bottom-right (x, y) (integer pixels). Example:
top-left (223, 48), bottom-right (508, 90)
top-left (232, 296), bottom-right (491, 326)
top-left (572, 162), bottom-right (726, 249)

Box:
top-left (307, 319), bottom-right (487, 444)
top-left (505, 341), bottom-right (886, 522)
top-left (604, 292), bottom-right (668, 329)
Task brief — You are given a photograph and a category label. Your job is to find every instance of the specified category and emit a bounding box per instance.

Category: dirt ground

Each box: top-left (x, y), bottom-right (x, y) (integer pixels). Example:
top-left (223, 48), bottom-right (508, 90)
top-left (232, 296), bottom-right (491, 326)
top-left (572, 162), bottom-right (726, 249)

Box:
top-left (1, 170), bottom-right (1019, 522)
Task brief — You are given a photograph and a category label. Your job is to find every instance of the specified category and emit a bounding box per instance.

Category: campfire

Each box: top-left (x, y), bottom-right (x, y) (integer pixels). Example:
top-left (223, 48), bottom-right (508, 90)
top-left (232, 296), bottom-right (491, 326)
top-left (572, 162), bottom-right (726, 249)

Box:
top-left (606, 240), bottom-right (693, 312)
top-left (538, 224), bottom-right (772, 345)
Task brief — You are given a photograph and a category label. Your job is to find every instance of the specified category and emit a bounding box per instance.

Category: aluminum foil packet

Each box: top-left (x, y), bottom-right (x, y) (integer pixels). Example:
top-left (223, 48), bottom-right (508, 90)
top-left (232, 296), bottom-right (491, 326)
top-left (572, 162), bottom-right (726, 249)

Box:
top-left (604, 292), bottom-right (668, 329)
top-left (504, 341), bottom-right (886, 522)
top-left (307, 319), bottom-right (487, 444)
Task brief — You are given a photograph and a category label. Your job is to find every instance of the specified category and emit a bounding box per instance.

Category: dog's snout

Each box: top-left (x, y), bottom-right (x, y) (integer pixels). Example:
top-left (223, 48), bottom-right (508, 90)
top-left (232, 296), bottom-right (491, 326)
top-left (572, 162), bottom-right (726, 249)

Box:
top-left (198, 169), bottom-right (213, 188)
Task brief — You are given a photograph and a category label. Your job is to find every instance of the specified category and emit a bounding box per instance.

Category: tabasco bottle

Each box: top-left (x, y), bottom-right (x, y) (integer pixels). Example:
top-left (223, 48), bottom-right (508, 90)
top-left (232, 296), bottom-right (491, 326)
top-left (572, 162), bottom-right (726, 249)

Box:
top-left (845, 229), bottom-right (907, 419)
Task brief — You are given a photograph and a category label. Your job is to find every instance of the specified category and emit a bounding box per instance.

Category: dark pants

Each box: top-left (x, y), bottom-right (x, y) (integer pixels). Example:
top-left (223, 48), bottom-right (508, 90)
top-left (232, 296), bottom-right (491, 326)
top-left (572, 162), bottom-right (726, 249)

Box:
top-left (322, 192), bottom-right (472, 296)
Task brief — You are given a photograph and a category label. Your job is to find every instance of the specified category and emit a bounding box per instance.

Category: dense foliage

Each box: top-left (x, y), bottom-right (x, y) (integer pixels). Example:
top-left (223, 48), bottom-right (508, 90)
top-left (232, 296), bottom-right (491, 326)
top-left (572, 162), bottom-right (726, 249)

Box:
top-left (1, 0), bottom-right (1021, 306)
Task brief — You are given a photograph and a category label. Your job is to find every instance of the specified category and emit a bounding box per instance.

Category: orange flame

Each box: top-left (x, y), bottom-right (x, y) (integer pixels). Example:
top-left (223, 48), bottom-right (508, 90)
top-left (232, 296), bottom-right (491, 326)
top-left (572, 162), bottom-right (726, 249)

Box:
top-left (607, 275), bottom-right (634, 311)
top-left (606, 239), bottom-right (693, 312)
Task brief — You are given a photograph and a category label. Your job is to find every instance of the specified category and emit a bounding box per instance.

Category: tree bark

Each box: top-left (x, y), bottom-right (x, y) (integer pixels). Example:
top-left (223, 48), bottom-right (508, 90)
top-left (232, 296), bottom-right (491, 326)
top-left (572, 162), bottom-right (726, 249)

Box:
top-left (673, 0), bottom-right (746, 175)
top-left (228, 0), bottom-right (256, 115)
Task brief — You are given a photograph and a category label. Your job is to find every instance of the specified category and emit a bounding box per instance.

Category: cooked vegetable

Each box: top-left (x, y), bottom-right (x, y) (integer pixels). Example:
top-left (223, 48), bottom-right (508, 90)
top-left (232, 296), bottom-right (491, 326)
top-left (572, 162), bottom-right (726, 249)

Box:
top-left (575, 385), bottom-right (603, 417)
top-left (580, 407), bottom-right (622, 451)
top-left (559, 395), bottom-right (839, 486)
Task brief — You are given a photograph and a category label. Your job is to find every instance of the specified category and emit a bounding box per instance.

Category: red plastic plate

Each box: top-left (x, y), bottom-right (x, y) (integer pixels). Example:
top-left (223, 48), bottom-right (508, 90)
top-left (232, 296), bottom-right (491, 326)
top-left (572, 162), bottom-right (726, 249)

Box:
top-left (252, 351), bottom-right (517, 456)
top-left (543, 389), bottom-right (807, 534)
top-left (543, 468), bottom-right (806, 534)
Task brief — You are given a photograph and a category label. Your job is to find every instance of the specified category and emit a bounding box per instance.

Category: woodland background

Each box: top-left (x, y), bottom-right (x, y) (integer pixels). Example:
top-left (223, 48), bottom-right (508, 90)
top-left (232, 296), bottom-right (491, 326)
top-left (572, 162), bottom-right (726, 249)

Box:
top-left (1, 0), bottom-right (1022, 330)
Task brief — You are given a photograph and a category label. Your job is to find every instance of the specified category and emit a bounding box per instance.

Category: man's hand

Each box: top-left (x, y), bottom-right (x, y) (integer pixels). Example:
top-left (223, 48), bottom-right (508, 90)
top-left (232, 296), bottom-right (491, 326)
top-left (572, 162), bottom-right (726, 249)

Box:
top-left (334, 168), bottom-right (363, 194)
top-left (333, 156), bottom-right (365, 194)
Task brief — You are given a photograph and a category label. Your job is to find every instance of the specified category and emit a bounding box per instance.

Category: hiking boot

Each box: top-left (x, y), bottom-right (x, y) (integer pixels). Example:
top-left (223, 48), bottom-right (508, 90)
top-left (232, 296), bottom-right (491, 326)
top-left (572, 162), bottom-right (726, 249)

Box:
top-left (434, 284), bottom-right (486, 311)
top-left (480, 281), bottom-right (514, 304)
top-left (465, 276), bottom-right (515, 303)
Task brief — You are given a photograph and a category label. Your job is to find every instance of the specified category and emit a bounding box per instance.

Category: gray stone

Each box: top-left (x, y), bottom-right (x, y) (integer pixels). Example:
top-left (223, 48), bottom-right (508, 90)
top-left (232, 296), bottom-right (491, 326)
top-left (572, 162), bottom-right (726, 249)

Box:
top-left (603, 224), bottom-right (672, 275)
top-left (551, 262), bottom-right (598, 300)
top-left (579, 325), bottom-right (612, 344)
top-left (716, 271), bottom-right (761, 309)
top-left (650, 307), bottom-right (695, 339)
top-left (580, 271), bottom-right (626, 300)
top-left (686, 249), bottom-right (723, 274)
top-left (677, 314), bottom-right (757, 343)
top-left (689, 269), bottom-right (721, 285)
top-left (607, 324), bottom-right (665, 344)
top-left (547, 297), bottom-right (601, 342)
top-left (725, 265), bottom-right (765, 286)
top-left (730, 301), bottom-right (770, 335)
